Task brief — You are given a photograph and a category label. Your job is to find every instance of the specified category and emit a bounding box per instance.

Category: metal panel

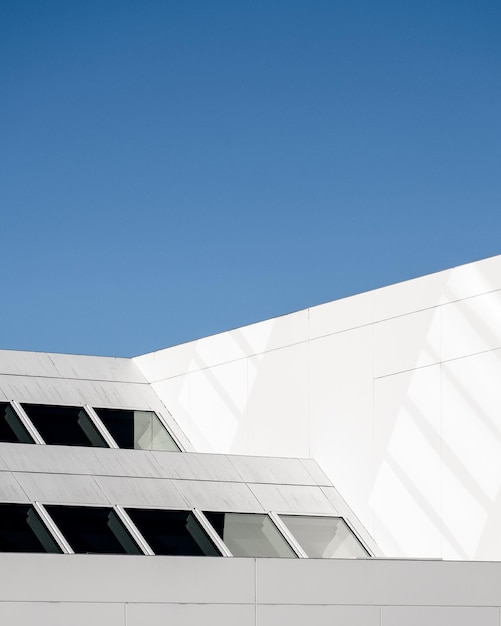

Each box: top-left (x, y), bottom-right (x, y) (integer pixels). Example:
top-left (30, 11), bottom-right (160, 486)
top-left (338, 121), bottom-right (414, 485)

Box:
top-left (249, 484), bottom-right (336, 515)
top-left (151, 451), bottom-right (243, 482)
top-left (0, 350), bottom-right (58, 377)
top-left (300, 459), bottom-right (332, 487)
top-left (94, 476), bottom-right (186, 508)
top-left (257, 605), bottom-right (380, 626)
top-left (64, 380), bottom-right (154, 409)
top-left (0, 375), bottom-right (81, 405)
top-left (0, 444), bottom-right (162, 478)
top-left (126, 603), bottom-right (255, 626)
top-left (172, 479), bottom-right (263, 512)
top-left (0, 449), bottom-right (8, 470)
top-left (0, 471), bottom-right (29, 502)
top-left (0, 375), bottom-right (154, 411)
top-left (48, 352), bottom-right (147, 383)
top-left (0, 553), bottom-right (256, 604)
top-left (256, 559), bottom-right (501, 606)
top-left (13, 472), bottom-right (108, 505)
top-left (382, 606), bottom-right (499, 626)
top-left (0, 602), bottom-right (125, 626)
top-left (228, 455), bottom-right (315, 485)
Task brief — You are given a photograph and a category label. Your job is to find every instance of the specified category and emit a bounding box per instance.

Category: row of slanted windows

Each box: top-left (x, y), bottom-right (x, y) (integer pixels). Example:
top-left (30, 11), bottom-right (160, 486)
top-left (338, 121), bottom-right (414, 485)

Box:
top-left (0, 402), bottom-right (180, 451)
top-left (0, 503), bottom-right (371, 559)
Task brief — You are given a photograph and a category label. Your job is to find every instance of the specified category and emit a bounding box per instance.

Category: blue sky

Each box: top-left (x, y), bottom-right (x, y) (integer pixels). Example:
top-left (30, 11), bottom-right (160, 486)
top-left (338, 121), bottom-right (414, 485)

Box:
top-left (1, 1), bottom-right (500, 356)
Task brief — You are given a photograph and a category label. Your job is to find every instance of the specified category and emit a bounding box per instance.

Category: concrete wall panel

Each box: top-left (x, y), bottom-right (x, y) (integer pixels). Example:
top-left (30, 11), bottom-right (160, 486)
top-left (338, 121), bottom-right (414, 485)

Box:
top-left (126, 603), bottom-right (255, 626)
top-left (0, 602), bottom-right (124, 626)
top-left (381, 606), bottom-right (499, 626)
top-left (257, 605), bottom-right (380, 626)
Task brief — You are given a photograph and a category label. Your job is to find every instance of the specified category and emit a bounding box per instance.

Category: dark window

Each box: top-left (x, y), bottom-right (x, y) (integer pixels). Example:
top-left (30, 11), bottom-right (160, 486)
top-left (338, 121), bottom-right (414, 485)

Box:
top-left (21, 404), bottom-right (108, 447)
top-left (94, 408), bottom-right (180, 451)
top-left (45, 505), bottom-right (142, 554)
top-left (0, 503), bottom-right (62, 553)
top-left (204, 512), bottom-right (296, 558)
top-left (125, 508), bottom-right (219, 556)
top-left (0, 402), bottom-right (34, 443)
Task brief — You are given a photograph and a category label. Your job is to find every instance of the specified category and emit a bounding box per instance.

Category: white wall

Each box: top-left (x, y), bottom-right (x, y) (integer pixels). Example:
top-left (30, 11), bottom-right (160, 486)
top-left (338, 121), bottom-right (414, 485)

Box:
top-left (2, 554), bottom-right (501, 626)
top-left (135, 255), bottom-right (501, 560)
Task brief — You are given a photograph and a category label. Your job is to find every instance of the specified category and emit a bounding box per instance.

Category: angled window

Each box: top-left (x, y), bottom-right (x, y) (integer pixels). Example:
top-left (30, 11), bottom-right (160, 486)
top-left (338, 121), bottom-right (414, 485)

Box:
top-left (279, 515), bottom-right (370, 558)
top-left (204, 512), bottom-right (297, 558)
top-left (94, 408), bottom-right (180, 451)
top-left (0, 503), bottom-right (62, 553)
top-left (45, 505), bottom-right (142, 554)
top-left (21, 404), bottom-right (108, 447)
top-left (0, 402), bottom-right (34, 444)
top-left (125, 508), bottom-right (220, 556)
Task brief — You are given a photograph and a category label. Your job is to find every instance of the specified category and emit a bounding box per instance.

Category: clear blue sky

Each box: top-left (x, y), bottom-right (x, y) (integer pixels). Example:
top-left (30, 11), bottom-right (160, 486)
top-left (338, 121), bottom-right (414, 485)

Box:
top-left (1, 1), bottom-right (500, 356)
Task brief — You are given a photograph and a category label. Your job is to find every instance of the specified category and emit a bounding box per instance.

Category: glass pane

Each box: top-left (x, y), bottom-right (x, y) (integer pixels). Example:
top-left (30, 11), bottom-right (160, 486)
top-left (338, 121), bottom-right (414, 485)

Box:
top-left (204, 512), bottom-right (296, 558)
top-left (125, 508), bottom-right (220, 556)
top-left (21, 404), bottom-right (108, 448)
top-left (0, 504), bottom-right (61, 553)
top-left (0, 402), bottom-right (34, 443)
top-left (94, 408), bottom-right (180, 451)
top-left (280, 515), bottom-right (370, 558)
top-left (45, 505), bottom-right (142, 555)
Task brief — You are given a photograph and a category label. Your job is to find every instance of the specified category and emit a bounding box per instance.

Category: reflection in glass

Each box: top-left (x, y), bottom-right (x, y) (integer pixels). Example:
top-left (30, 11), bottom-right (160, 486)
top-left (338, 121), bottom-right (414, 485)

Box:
top-left (94, 408), bottom-right (180, 451)
top-left (21, 404), bottom-right (108, 448)
top-left (125, 508), bottom-right (220, 556)
top-left (204, 512), bottom-right (296, 558)
top-left (0, 402), bottom-right (34, 443)
top-left (280, 515), bottom-right (369, 558)
top-left (45, 505), bottom-right (142, 555)
top-left (0, 504), bottom-right (62, 553)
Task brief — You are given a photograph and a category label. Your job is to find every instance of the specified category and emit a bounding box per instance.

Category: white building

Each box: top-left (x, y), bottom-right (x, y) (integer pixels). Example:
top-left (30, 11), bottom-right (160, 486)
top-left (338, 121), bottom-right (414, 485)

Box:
top-left (1, 254), bottom-right (501, 625)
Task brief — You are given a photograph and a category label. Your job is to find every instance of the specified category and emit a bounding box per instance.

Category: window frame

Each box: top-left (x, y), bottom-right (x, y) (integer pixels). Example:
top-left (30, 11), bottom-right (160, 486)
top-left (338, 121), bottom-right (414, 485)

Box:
top-left (277, 512), bottom-right (373, 558)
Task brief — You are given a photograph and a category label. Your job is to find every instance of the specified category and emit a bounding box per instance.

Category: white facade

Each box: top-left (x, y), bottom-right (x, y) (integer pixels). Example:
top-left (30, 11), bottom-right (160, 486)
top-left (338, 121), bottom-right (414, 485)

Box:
top-left (135, 254), bottom-right (501, 560)
top-left (2, 254), bottom-right (501, 625)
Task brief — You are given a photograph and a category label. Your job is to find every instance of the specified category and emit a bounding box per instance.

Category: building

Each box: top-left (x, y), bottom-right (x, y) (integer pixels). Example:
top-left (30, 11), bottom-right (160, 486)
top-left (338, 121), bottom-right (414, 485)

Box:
top-left (1, 254), bottom-right (501, 625)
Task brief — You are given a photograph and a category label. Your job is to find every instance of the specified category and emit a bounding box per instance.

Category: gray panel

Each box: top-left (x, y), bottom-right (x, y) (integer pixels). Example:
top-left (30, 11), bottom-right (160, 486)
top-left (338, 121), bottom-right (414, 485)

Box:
top-left (0, 350), bottom-right (58, 377)
top-left (257, 605), bottom-right (380, 626)
top-left (0, 602), bottom-right (124, 626)
top-left (256, 559), bottom-right (501, 606)
top-left (94, 476), bottom-right (186, 508)
top-left (0, 375), bottom-right (82, 405)
top-left (65, 380), bottom-right (154, 409)
top-left (81, 448), bottom-right (163, 477)
top-left (0, 471), bottom-right (29, 502)
top-left (126, 603), bottom-right (255, 626)
top-left (0, 553), bottom-right (255, 604)
top-left (0, 349), bottom-right (144, 384)
top-left (382, 606), bottom-right (499, 626)
top-left (229, 455), bottom-right (315, 485)
top-left (300, 459), bottom-right (332, 487)
top-left (14, 472), bottom-right (107, 505)
top-left (48, 352), bottom-right (146, 383)
top-left (249, 484), bottom-right (336, 514)
top-left (152, 451), bottom-right (243, 482)
top-left (0, 449), bottom-right (8, 470)
top-left (0, 444), bottom-right (163, 477)
top-left (172, 479), bottom-right (264, 512)
top-left (321, 485), bottom-right (368, 517)
top-left (0, 376), bottom-right (152, 411)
